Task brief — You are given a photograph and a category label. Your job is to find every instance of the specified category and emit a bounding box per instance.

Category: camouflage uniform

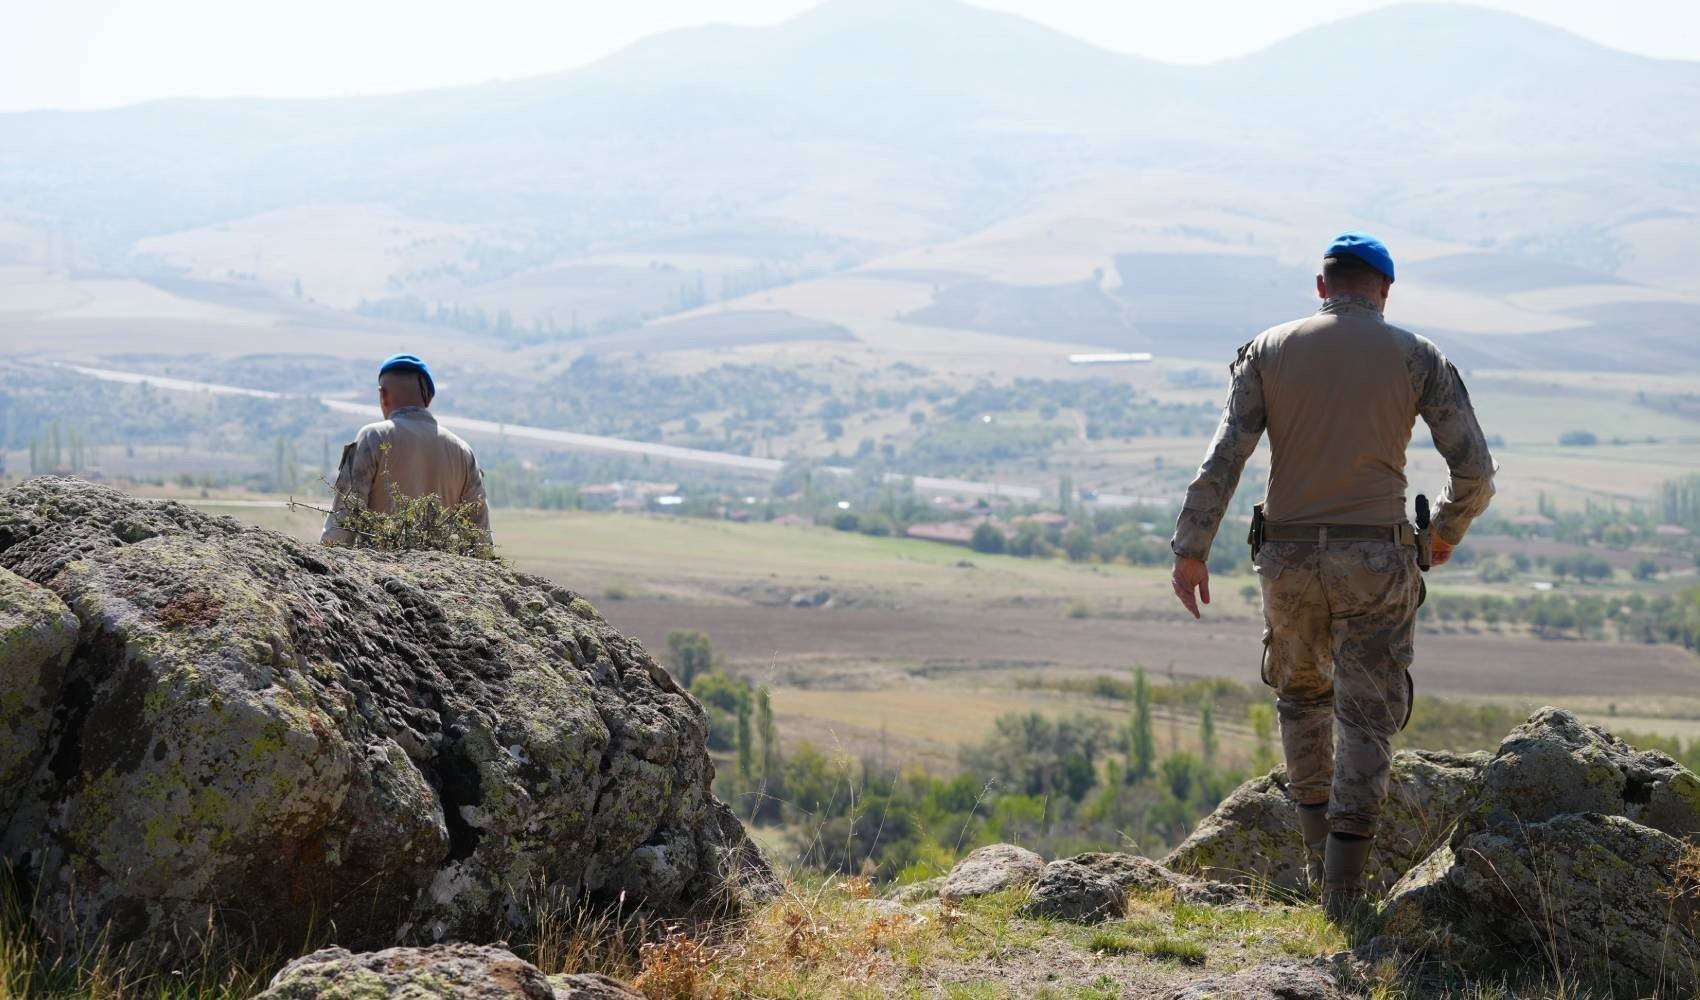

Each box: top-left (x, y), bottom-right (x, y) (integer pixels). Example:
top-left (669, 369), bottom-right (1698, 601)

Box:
top-left (1173, 293), bottom-right (1495, 838)
top-left (321, 406), bottom-right (493, 549)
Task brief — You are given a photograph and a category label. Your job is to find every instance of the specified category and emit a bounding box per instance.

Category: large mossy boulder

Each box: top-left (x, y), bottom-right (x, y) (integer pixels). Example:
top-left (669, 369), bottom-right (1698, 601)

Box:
top-left (1372, 709), bottom-right (1700, 997)
top-left (0, 565), bottom-right (79, 814)
top-left (1164, 749), bottom-right (1487, 895)
top-left (0, 478), bottom-right (773, 959)
top-left (1379, 812), bottom-right (1699, 999)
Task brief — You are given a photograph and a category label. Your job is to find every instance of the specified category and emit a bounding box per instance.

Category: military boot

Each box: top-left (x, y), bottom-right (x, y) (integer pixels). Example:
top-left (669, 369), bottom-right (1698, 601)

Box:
top-left (1321, 832), bottom-right (1374, 923)
top-left (1295, 801), bottom-right (1330, 894)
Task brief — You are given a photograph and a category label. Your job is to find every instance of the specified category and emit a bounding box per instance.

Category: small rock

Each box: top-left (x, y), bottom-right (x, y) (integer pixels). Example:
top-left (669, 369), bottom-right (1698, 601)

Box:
top-left (884, 876), bottom-right (943, 904)
top-left (549, 973), bottom-right (649, 999)
top-left (1064, 851), bottom-right (1242, 906)
top-left (1162, 961), bottom-right (1349, 999)
top-left (257, 944), bottom-right (556, 999)
top-left (856, 897), bottom-right (915, 919)
top-left (941, 843), bottom-right (1046, 901)
top-left (1020, 858), bottom-right (1126, 922)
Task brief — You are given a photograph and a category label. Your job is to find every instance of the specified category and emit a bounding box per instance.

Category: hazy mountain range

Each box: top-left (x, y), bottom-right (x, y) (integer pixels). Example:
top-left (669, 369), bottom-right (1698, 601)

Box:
top-left (2, 0), bottom-right (1697, 371)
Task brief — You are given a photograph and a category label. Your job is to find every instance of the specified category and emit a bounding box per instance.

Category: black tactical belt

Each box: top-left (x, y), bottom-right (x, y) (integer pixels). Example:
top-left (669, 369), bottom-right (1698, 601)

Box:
top-left (1262, 523), bottom-right (1416, 545)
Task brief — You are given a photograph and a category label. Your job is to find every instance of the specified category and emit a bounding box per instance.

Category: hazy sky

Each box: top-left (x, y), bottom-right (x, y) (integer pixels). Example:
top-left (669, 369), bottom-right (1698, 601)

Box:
top-left (5, 0), bottom-right (1698, 112)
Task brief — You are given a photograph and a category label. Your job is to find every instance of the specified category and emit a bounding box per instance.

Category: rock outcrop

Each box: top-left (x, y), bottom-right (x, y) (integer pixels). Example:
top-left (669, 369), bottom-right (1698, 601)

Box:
top-left (0, 479), bottom-right (773, 959)
top-left (940, 843), bottom-right (1045, 902)
top-left (1374, 709), bottom-right (1700, 998)
top-left (1165, 749), bottom-right (1487, 894)
top-left (1459, 706), bottom-right (1700, 840)
top-left (1381, 812), bottom-right (1698, 998)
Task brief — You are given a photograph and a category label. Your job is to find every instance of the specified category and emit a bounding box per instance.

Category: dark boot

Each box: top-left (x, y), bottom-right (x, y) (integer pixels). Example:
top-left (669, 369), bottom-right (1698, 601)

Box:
top-left (1322, 832), bottom-right (1374, 922)
top-left (1295, 801), bottom-right (1329, 893)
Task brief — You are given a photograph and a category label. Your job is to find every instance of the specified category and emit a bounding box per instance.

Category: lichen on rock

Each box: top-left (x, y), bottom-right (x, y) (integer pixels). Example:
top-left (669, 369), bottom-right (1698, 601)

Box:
top-left (256, 943), bottom-right (560, 999)
top-left (0, 478), bottom-right (774, 961)
top-left (1459, 706), bottom-right (1700, 841)
top-left (0, 565), bottom-right (79, 815)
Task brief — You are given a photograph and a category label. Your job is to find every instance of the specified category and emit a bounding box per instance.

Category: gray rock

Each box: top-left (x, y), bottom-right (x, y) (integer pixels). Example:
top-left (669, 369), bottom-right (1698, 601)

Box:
top-left (856, 897), bottom-right (915, 919)
top-left (1161, 961), bottom-right (1350, 999)
top-left (1063, 851), bottom-right (1242, 905)
top-left (941, 843), bottom-right (1046, 901)
top-left (1019, 858), bottom-right (1126, 922)
top-left (0, 566), bottom-right (79, 814)
top-left (0, 478), bottom-right (775, 960)
top-left (1165, 749), bottom-right (1487, 895)
top-left (884, 876), bottom-right (943, 904)
top-left (1379, 812), bottom-right (1698, 999)
top-left (549, 973), bottom-right (649, 999)
top-left (257, 944), bottom-right (555, 999)
top-left (1461, 706), bottom-right (1700, 840)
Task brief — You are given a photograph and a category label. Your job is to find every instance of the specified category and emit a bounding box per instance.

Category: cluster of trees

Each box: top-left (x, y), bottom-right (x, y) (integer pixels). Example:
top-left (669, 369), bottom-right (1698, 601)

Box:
top-left (684, 647), bottom-right (1270, 881)
top-left (960, 503), bottom-right (1245, 574)
top-left (456, 357), bottom-right (832, 454)
top-left (1421, 587), bottom-right (1700, 649)
top-left (1477, 487), bottom-right (1699, 559)
top-left (941, 378), bottom-right (1219, 440)
top-left (25, 421), bottom-right (89, 475)
top-left (354, 296), bottom-right (562, 342)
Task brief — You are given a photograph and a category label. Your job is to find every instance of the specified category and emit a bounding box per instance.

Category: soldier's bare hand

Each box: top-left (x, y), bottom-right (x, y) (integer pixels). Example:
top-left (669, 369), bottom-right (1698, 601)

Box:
top-left (1172, 556), bottom-right (1210, 619)
top-left (1431, 537), bottom-right (1454, 567)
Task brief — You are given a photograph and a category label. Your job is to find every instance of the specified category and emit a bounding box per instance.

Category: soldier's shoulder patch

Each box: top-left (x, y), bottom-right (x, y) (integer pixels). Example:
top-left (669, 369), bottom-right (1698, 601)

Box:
top-left (1230, 338), bottom-right (1257, 376)
top-left (337, 441), bottom-right (357, 472)
top-left (1446, 361), bottom-right (1473, 404)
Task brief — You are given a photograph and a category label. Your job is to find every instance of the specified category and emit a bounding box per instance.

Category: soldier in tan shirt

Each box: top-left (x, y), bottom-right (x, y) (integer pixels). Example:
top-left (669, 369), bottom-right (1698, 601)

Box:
top-left (1169, 233), bottom-right (1495, 918)
top-left (321, 354), bottom-right (493, 550)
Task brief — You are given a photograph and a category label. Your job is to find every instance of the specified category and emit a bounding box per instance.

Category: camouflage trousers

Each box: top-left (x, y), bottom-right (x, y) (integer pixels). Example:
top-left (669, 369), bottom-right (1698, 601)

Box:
top-left (1255, 539), bottom-right (1422, 838)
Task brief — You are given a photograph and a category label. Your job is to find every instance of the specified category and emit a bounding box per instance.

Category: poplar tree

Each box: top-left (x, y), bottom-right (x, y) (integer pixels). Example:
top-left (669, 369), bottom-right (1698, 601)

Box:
top-left (736, 701), bottom-right (754, 782)
top-left (1200, 700), bottom-right (1217, 769)
top-left (1128, 665), bottom-right (1154, 780)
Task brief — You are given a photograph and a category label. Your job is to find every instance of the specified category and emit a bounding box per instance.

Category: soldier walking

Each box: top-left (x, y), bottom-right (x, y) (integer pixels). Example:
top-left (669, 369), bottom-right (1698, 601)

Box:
top-left (1168, 233), bottom-right (1495, 919)
top-left (321, 354), bottom-right (494, 550)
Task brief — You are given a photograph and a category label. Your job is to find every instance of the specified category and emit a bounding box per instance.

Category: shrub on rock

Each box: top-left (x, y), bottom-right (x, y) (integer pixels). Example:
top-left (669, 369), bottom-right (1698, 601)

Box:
top-left (0, 479), bottom-right (773, 961)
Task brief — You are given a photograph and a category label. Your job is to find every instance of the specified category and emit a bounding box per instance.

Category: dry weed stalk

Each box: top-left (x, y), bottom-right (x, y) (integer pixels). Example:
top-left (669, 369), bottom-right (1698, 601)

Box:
top-left (634, 926), bottom-right (722, 1000)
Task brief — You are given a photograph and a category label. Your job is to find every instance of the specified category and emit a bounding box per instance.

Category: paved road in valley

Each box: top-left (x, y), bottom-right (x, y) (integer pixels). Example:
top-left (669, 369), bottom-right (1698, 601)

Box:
top-left (57, 363), bottom-right (1168, 507)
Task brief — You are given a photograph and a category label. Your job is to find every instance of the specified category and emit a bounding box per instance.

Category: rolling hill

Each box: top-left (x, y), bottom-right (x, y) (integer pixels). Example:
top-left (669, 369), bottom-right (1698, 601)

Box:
top-left (1, 0), bottom-right (1697, 371)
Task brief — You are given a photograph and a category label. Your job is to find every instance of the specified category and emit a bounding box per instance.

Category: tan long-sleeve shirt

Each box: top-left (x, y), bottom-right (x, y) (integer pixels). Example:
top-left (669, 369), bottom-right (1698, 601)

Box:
top-left (1172, 295), bottom-right (1496, 561)
top-left (321, 407), bottom-right (493, 548)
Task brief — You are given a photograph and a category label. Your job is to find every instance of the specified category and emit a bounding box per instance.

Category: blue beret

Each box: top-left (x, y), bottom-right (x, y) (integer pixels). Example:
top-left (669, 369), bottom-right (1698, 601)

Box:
top-left (379, 354), bottom-right (435, 397)
top-left (1324, 231), bottom-right (1395, 282)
